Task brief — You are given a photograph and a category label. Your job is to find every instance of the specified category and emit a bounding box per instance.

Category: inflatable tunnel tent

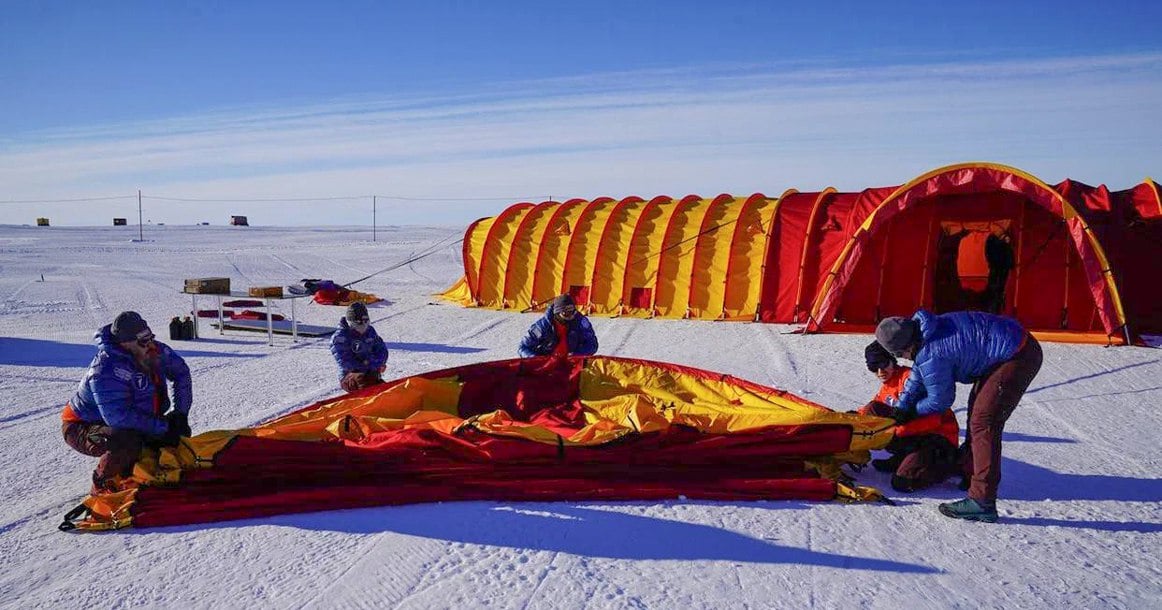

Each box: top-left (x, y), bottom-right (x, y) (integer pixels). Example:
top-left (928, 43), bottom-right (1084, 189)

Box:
top-left (441, 163), bottom-right (1162, 343)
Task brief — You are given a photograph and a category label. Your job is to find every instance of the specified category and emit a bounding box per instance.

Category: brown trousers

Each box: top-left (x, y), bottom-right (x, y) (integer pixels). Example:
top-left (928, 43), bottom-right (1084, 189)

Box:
top-left (962, 335), bottom-right (1043, 504)
top-left (891, 435), bottom-right (959, 490)
top-left (62, 422), bottom-right (144, 485)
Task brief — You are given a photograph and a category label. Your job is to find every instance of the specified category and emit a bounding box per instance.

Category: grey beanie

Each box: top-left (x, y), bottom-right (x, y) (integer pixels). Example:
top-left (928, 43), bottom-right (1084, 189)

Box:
top-left (112, 311), bottom-right (150, 342)
top-left (875, 316), bottom-right (920, 355)
top-left (549, 294), bottom-right (576, 315)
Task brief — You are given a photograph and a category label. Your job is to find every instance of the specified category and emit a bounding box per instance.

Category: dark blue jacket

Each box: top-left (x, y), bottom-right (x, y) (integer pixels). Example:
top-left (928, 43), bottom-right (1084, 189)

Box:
top-left (518, 311), bottom-right (598, 358)
top-left (69, 325), bottom-right (192, 437)
top-left (330, 318), bottom-right (389, 378)
top-left (897, 309), bottom-right (1026, 416)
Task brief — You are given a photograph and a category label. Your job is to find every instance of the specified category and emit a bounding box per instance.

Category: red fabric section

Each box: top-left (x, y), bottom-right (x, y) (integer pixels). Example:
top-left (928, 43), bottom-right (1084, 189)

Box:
top-left (129, 423), bottom-right (848, 528)
top-left (810, 167), bottom-right (1124, 336)
top-left (232, 310), bottom-right (286, 322)
top-left (759, 192), bottom-right (813, 322)
top-left (551, 320), bottom-right (569, 357)
top-left (125, 356), bottom-right (854, 528)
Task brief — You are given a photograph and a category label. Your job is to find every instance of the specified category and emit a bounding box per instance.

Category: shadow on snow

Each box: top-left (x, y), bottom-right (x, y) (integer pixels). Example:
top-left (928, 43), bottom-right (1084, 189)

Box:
top-left (167, 502), bottom-right (938, 573)
top-left (0, 338), bottom-right (261, 367)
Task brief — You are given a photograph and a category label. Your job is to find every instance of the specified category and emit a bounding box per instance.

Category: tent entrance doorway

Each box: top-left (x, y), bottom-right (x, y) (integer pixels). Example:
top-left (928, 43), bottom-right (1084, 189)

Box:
top-left (834, 190), bottom-right (1106, 336)
top-left (933, 219), bottom-right (1014, 315)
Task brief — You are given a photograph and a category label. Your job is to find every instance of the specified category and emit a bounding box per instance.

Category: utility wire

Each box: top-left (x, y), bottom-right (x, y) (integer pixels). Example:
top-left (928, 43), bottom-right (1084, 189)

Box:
top-left (144, 195), bottom-right (369, 203)
top-left (342, 229), bottom-right (464, 288)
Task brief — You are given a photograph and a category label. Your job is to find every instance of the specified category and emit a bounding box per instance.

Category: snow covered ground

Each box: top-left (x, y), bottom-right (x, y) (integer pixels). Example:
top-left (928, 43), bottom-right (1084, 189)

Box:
top-left (1, 224), bottom-right (1159, 609)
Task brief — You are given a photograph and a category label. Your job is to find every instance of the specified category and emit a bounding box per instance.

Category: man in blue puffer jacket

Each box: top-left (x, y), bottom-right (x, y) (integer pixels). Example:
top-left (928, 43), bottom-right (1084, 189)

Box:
top-left (518, 294), bottom-right (598, 358)
top-left (61, 311), bottom-right (193, 494)
top-left (330, 302), bottom-right (389, 392)
top-left (875, 309), bottom-right (1042, 522)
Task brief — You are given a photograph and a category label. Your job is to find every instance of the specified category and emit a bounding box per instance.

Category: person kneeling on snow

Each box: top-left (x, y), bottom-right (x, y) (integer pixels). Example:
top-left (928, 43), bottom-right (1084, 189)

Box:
top-left (61, 311), bottom-right (193, 494)
top-left (518, 294), bottom-right (598, 358)
top-left (875, 310), bottom-right (1042, 523)
top-left (858, 341), bottom-right (959, 494)
top-left (330, 302), bottom-right (388, 392)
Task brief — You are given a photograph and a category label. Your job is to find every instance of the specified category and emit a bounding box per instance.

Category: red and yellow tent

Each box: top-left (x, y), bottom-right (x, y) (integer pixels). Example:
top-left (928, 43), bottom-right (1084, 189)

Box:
top-left (62, 356), bottom-right (894, 531)
top-left (442, 163), bottom-right (1162, 343)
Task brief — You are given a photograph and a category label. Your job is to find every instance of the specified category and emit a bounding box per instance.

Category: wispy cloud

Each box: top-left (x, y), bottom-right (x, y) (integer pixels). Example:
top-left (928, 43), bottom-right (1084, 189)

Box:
top-left (2, 53), bottom-right (1160, 225)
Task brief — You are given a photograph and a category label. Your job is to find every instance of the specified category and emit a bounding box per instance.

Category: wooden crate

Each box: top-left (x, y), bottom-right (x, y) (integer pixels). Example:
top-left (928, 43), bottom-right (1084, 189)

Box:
top-left (248, 286), bottom-right (283, 298)
top-left (184, 277), bottom-right (231, 294)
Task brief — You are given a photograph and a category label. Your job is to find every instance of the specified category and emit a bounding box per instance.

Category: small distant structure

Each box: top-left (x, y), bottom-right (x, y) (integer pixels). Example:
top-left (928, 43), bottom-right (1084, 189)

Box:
top-left (230, 215), bottom-right (249, 226)
top-left (36, 217), bottom-right (50, 226)
top-left (200, 222), bottom-right (210, 226)
top-left (113, 218), bottom-right (127, 226)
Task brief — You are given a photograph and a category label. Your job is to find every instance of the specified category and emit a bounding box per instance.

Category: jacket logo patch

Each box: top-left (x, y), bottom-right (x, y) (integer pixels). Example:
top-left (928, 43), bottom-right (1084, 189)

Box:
top-left (113, 367), bottom-right (134, 382)
top-left (132, 373), bottom-right (148, 390)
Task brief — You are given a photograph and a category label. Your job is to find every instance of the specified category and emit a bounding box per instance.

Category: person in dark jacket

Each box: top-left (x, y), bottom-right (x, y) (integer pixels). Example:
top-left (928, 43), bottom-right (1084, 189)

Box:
top-left (875, 309), bottom-right (1042, 522)
top-left (860, 341), bottom-right (959, 493)
top-left (61, 311), bottom-right (193, 494)
top-left (330, 302), bottom-right (389, 392)
top-left (518, 294), bottom-right (598, 358)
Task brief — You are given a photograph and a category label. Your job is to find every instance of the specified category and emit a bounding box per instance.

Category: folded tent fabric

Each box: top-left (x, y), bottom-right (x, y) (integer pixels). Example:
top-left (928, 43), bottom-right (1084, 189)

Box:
top-left (65, 356), bottom-right (896, 531)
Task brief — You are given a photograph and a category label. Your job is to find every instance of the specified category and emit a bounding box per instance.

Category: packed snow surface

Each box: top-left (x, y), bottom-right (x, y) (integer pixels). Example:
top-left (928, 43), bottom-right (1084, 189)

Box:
top-left (1, 224), bottom-right (1158, 609)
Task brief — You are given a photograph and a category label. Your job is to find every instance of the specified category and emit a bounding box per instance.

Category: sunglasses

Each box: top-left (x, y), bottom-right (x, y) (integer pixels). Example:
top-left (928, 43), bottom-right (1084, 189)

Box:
top-left (350, 317), bottom-right (370, 325)
top-left (135, 333), bottom-right (156, 347)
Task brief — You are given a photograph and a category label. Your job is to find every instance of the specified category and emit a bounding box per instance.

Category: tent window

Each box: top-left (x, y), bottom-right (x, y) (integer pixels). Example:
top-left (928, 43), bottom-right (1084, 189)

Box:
top-left (629, 287), bottom-right (652, 309)
top-left (569, 285), bottom-right (591, 306)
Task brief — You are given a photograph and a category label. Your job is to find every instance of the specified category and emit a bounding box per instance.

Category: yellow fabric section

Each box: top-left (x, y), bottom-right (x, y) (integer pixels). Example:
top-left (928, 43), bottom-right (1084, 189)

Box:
top-left (504, 203), bottom-right (559, 311)
top-left (655, 198), bottom-right (710, 317)
top-left (531, 202), bottom-right (591, 309)
top-left (723, 196), bottom-right (778, 320)
top-left (563, 200), bottom-right (618, 308)
top-left (464, 217), bottom-right (496, 301)
top-left (580, 358), bottom-right (895, 452)
top-left (689, 197), bottom-right (741, 319)
top-left (476, 206), bottom-right (534, 308)
top-left (437, 275), bottom-right (474, 305)
top-left (621, 199), bottom-right (676, 317)
top-left (591, 199), bottom-right (647, 315)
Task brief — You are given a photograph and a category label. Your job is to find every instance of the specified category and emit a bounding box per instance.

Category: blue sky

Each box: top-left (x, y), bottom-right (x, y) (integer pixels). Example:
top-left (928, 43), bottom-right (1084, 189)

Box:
top-left (2, 1), bottom-right (1161, 226)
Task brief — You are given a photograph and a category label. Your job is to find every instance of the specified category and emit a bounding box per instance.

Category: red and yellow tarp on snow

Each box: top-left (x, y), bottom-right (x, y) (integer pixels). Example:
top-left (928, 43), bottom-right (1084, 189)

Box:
top-left (64, 356), bottom-right (896, 531)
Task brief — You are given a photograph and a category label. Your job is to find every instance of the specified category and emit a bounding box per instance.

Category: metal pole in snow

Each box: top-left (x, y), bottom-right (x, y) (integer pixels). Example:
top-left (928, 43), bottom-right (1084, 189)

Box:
top-left (138, 189), bottom-right (143, 241)
top-left (373, 195), bottom-right (377, 242)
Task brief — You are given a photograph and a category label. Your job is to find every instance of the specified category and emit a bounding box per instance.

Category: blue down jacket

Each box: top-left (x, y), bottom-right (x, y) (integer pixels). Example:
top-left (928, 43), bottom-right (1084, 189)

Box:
top-left (897, 309), bottom-right (1026, 416)
top-left (518, 311), bottom-right (598, 358)
top-left (329, 318), bottom-right (389, 378)
top-left (69, 325), bottom-right (192, 436)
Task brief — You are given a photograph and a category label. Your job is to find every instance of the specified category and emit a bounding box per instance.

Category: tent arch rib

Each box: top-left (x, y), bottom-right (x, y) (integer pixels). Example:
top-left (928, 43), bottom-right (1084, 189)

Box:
top-left (806, 163), bottom-right (1128, 337)
top-left (528, 199), bottom-right (588, 311)
top-left (618, 195), bottom-right (672, 316)
top-left (500, 201), bottom-right (560, 309)
top-left (588, 196), bottom-right (646, 315)
top-left (722, 193), bottom-right (776, 321)
top-left (462, 216), bottom-right (493, 302)
top-left (560, 197), bottom-right (616, 306)
top-left (753, 189), bottom-right (798, 322)
top-left (1147, 177), bottom-right (1161, 217)
top-left (686, 193), bottom-right (739, 319)
top-left (651, 195), bottom-right (704, 317)
top-left (793, 188), bottom-right (837, 323)
top-left (475, 203), bottom-right (535, 308)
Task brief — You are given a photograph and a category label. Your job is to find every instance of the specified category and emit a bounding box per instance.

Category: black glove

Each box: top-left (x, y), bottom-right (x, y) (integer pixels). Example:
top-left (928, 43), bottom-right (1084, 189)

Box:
top-left (890, 407), bottom-right (916, 424)
top-left (167, 411), bottom-right (192, 439)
